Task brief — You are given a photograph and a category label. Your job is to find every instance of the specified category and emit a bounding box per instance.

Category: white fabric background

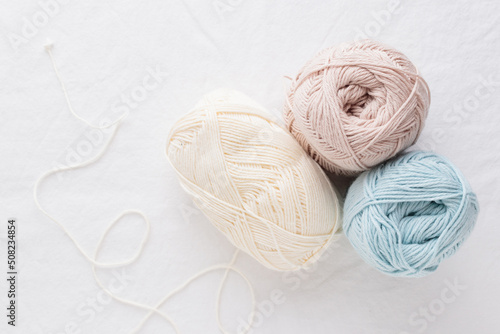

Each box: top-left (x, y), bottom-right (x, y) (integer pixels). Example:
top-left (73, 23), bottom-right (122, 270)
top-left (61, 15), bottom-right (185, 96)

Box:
top-left (0, 1), bottom-right (499, 333)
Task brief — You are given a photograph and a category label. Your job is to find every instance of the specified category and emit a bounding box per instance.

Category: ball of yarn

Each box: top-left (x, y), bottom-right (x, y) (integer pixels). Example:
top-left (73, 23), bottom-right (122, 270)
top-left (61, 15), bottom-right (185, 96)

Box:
top-left (343, 151), bottom-right (479, 277)
top-left (167, 90), bottom-right (342, 271)
top-left (284, 40), bottom-right (431, 175)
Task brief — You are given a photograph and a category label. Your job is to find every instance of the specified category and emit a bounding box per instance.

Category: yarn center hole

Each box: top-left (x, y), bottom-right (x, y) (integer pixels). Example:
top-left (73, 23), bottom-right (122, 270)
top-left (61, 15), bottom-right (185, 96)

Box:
top-left (338, 84), bottom-right (377, 119)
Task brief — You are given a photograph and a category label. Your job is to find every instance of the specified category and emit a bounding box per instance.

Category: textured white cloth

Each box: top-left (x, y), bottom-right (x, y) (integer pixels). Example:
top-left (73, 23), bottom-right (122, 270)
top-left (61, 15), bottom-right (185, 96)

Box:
top-left (0, 1), bottom-right (499, 333)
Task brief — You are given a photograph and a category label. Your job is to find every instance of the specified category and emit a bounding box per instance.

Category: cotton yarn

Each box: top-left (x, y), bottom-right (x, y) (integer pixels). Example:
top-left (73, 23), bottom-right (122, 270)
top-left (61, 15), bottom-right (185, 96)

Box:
top-left (343, 151), bottom-right (479, 277)
top-left (40, 43), bottom-right (257, 334)
top-left (284, 40), bottom-right (431, 175)
top-left (167, 90), bottom-right (342, 271)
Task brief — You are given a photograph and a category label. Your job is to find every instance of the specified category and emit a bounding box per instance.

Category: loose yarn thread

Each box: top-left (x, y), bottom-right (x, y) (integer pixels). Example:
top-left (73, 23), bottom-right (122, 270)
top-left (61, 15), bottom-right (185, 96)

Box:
top-left (284, 39), bottom-right (431, 175)
top-left (35, 42), bottom-right (255, 334)
top-left (167, 90), bottom-right (342, 271)
top-left (343, 151), bottom-right (479, 277)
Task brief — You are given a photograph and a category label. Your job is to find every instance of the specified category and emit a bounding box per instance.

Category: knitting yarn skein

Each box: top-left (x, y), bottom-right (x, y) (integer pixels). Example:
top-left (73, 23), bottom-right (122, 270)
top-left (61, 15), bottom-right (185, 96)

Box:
top-left (284, 40), bottom-right (431, 175)
top-left (343, 151), bottom-right (479, 277)
top-left (167, 90), bottom-right (342, 271)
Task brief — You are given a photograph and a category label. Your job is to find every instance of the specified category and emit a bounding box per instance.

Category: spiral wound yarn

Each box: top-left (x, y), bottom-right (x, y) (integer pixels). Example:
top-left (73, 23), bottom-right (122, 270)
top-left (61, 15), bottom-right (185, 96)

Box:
top-left (344, 151), bottom-right (479, 277)
top-left (167, 90), bottom-right (342, 271)
top-left (284, 40), bottom-right (431, 175)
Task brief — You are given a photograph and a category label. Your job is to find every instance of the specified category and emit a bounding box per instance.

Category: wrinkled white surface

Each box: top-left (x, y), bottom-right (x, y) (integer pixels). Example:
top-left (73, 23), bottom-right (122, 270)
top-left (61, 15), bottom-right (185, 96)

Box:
top-left (0, 1), bottom-right (499, 333)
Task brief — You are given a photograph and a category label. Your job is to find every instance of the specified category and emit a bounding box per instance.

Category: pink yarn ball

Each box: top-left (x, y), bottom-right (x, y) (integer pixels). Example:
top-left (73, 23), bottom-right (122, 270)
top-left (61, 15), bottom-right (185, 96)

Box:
top-left (284, 40), bottom-right (431, 175)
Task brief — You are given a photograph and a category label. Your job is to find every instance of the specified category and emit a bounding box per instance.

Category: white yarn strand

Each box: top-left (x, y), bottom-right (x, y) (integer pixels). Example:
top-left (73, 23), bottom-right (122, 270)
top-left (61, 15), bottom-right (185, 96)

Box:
top-left (44, 40), bottom-right (127, 129)
top-left (35, 41), bottom-right (256, 334)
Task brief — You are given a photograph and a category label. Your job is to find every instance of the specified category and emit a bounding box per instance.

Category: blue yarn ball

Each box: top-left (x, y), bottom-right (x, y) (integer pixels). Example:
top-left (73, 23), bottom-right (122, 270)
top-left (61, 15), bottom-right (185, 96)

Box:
top-left (344, 151), bottom-right (478, 277)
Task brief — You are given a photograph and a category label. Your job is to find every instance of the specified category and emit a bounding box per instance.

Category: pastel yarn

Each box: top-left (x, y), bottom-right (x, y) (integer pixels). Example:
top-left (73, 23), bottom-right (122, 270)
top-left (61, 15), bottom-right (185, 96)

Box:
top-left (344, 151), bottom-right (479, 277)
top-left (166, 90), bottom-right (341, 271)
top-left (42, 42), bottom-right (259, 334)
top-left (284, 40), bottom-right (431, 175)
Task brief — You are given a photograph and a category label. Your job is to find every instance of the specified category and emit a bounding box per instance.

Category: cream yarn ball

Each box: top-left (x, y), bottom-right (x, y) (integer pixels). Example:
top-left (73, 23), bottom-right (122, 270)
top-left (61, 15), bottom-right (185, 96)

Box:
top-left (167, 90), bottom-right (341, 271)
top-left (284, 40), bottom-right (431, 175)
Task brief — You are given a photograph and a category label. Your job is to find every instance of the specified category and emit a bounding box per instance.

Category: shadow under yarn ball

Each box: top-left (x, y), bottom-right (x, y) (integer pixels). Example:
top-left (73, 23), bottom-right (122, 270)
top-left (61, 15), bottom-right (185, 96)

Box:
top-left (284, 39), bottom-right (431, 175)
top-left (343, 151), bottom-right (479, 277)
